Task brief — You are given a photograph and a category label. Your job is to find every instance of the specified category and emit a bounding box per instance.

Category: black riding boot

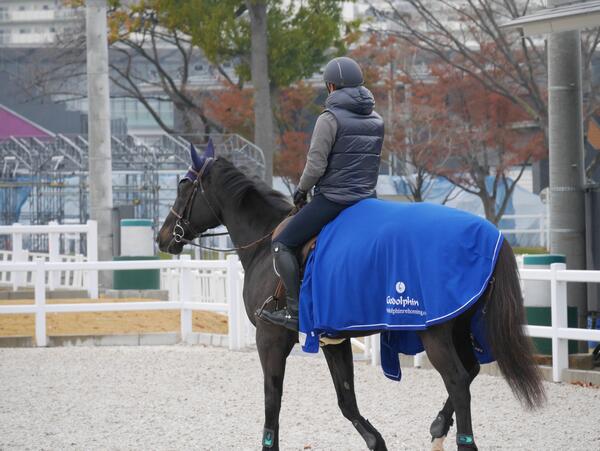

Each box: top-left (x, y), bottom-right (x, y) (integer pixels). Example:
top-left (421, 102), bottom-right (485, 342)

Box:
top-left (260, 242), bottom-right (299, 331)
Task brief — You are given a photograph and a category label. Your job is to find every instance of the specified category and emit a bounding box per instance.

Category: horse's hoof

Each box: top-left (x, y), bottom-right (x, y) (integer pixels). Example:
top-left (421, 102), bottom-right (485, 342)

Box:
top-left (431, 435), bottom-right (445, 451)
top-left (430, 412), bottom-right (453, 438)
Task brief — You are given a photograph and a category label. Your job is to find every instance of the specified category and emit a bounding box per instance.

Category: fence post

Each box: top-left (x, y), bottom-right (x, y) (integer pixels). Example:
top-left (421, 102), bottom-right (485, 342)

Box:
top-left (363, 336), bottom-right (371, 360)
top-left (179, 255), bottom-right (192, 343)
top-left (550, 262), bottom-right (568, 382)
top-left (165, 254), bottom-right (178, 302)
top-left (539, 214), bottom-right (545, 249)
top-left (371, 333), bottom-right (380, 366)
top-left (545, 201), bottom-right (550, 250)
top-left (12, 224), bottom-right (26, 289)
top-left (34, 258), bottom-right (47, 347)
top-left (86, 220), bottom-right (99, 299)
top-left (48, 220), bottom-right (60, 290)
top-left (227, 254), bottom-right (242, 350)
top-left (414, 351), bottom-right (425, 368)
top-left (193, 239), bottom-right (200, 260)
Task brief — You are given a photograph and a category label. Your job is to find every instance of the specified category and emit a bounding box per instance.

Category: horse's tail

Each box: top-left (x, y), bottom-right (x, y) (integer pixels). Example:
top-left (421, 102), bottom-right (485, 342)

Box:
top-left (485, 240), bottom-right (546, 410)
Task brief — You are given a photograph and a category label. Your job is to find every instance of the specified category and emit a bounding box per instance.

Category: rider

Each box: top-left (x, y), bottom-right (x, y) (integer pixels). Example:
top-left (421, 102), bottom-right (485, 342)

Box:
top-left (260, 56), bottom-right (385, 331)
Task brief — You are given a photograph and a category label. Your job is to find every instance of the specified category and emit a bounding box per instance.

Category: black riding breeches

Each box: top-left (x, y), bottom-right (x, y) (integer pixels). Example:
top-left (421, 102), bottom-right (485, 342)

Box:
top-left (273, 194), bottom-right (349, 250)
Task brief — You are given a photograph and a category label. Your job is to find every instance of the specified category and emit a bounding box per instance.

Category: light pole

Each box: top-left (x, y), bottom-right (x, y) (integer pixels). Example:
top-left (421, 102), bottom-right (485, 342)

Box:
top-left (86, 0), bottom-right (113, 287)
top-left (501, 0), bottom-right (600, 332)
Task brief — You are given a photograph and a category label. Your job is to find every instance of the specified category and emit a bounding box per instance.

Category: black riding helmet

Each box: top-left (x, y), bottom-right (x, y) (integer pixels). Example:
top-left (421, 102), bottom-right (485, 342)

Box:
top-left (323, 56), bottom-right (364, 88)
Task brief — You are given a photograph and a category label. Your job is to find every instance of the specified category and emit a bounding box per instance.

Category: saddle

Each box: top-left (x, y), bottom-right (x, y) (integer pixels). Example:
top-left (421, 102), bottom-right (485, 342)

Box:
top-left (271, 216), bottom-right (317, 303)
top-left (269, 218), bottom-right (345, 345)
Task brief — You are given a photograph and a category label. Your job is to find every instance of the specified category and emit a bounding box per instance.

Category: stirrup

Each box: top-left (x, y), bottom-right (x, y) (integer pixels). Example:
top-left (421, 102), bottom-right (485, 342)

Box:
top-left (259, 307), bottom-right (298, 331)
top-left (255, 295), bottom-right (276, 319)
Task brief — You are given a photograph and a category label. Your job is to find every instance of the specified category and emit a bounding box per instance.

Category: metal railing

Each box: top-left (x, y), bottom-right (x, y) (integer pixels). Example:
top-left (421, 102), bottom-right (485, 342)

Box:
top-left (498, 213), bottom-right (548, 248)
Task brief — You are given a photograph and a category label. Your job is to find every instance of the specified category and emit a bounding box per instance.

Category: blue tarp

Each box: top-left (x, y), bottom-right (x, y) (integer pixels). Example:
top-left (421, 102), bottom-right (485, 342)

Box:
top-left (388, 175), bottom-right (544, 247)
top-left (0, 176), bottom-right (32, 223)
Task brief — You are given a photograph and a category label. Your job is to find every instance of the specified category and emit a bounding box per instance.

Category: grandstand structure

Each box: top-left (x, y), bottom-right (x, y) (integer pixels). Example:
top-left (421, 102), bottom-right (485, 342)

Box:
top-left (0, 133), bottom-right (265, 249)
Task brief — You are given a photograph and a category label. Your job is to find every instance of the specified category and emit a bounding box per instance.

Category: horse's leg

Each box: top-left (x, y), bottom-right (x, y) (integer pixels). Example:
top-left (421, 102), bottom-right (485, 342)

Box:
top-left (420, 322), bottom-right (478, 451)
top-left (430, 319), bottom-right (480, 451)
top-left (322, 339), bottom-right (387, 451)
top-left (256, 325), bottom-right (296, 451)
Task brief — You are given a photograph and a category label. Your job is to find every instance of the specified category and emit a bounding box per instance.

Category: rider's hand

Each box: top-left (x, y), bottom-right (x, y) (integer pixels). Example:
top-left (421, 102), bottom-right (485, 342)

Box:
top-left (293, 189), bottom-right (307, 207)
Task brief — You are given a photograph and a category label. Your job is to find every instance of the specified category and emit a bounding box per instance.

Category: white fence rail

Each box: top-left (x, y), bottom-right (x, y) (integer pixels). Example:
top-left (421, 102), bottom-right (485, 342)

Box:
top-left (0, 221), bottom-right (98, 294)
top-left (521, 263), bottom-right (600, 382)
top-left (499, 213), bottom-right (548, 248)
top-left (0, 255), bottom-right (598, 382)
top-left (352, 263), bottom-right (600, 383)
top-left (0, 255), bottom-right (249, 351)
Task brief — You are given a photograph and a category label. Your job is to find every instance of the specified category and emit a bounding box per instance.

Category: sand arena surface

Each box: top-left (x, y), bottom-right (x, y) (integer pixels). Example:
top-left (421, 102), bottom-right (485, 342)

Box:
top-left (0, 345), bottom-right (599, 450)
top-left (0, 298), bottom-right (228, 336)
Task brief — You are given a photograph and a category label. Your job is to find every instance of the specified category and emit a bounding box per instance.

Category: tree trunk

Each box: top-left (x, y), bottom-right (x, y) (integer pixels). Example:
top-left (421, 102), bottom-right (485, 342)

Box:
top-left (480, 193), bottom-right (497, 224)
top-left (246, 0), bottom-right (275, 186)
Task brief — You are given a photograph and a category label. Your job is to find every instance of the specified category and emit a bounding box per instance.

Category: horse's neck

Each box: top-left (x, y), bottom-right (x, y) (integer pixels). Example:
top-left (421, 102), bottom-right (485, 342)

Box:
top-left (220, 199), bottom-right (289, 270)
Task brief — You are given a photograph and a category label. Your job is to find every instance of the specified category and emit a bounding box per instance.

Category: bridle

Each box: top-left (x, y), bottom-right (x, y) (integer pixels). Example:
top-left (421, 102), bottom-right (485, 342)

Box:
top-left (168, 158), bottom-right (287, 253)
top-left (170, 157), bottom-right (221, 244)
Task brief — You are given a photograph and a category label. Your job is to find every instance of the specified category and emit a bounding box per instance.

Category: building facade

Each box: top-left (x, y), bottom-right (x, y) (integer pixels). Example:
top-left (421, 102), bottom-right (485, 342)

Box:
top-left (0, 0), bottom-right (81, 47)
top-left (0, 1), bottom-right (235, 134)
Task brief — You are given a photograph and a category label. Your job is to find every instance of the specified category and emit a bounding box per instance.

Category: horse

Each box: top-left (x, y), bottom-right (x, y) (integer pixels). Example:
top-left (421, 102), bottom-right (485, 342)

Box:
top-left (156, 149), bottom-right (545, 451)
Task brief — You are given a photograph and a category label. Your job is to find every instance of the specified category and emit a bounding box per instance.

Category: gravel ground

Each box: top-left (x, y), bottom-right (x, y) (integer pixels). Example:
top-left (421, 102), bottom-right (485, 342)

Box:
top-left (0, 345), bottom-right (598, 451)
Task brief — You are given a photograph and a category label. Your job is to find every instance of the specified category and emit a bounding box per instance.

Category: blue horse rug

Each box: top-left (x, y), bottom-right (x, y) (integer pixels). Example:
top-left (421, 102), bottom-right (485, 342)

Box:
top-left (299, 199), bottom-right (503, 381)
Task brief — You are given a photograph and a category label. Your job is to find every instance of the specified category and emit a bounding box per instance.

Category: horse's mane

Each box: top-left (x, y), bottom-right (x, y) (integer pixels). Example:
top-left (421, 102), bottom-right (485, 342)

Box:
top-left (211, 158), bottom-right (292, 214)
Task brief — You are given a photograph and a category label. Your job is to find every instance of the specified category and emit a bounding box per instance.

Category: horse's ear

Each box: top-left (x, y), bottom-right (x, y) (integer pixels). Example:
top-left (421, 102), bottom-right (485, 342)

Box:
top-left (203, 138), bottom-right (215, 159)
top-left (190, 143), bottom-right (203, 170)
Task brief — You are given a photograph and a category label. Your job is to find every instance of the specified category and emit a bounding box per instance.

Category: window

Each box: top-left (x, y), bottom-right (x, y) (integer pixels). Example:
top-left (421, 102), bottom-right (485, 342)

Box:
top-left (43, 5), bottom-right (50, 10)
top-left (19, 29), bottom-right (30, 34)
top-left (194, 64), bottom-right (204, 72)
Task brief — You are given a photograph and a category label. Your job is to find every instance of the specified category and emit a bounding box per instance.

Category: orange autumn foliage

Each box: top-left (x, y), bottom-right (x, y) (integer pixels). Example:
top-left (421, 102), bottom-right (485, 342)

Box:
top-left (275, 131), bottom-right (310, 185)
top-left (204, 84), bottom-right (255, 140)
top-left (205, 81), bottom-right (321, 185)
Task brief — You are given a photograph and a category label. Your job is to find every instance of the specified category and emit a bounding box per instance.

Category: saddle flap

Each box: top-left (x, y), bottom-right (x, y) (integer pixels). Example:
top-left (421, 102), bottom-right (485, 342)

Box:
top-left (273, 217), bottom-right (317, 266)
top-left (272, 216), bottom-right (318, 304)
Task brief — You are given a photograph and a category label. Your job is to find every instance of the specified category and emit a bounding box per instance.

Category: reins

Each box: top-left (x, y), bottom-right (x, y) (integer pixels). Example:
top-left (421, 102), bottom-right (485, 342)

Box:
top-left (177, 228), bottom-right (273, 253)
top-left (176, 207), bottom-right (297, 253)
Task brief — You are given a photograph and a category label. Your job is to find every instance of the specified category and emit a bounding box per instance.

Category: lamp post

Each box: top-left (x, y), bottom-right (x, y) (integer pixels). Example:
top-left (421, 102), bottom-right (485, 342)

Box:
top-left (86, 0), bottom-right (114, 287)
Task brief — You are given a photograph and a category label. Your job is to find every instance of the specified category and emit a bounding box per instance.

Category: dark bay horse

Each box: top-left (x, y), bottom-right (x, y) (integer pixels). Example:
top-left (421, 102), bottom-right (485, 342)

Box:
top-left (157, 154), bottom-right (545, 451)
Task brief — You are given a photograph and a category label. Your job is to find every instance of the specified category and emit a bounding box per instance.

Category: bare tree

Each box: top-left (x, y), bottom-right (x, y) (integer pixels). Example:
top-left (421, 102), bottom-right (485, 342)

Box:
top-left (108, 14), bottom-right (227, 135)
top-left (433, 69), bottom-right (545, 224)
top-left (370, 0), bottom-right (600, 176)
top-left (22, 8), bottom-right (232, 135)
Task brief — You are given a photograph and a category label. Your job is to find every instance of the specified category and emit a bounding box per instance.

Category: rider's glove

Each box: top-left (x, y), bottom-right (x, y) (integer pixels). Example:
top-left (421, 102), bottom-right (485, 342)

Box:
top-left (293, 188), bottom-right (307, 207)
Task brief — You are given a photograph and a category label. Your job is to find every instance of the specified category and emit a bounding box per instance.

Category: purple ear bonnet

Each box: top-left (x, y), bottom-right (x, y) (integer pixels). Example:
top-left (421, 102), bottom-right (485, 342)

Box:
top-left (190, 143), bottom-right (204, 170)
top-left (184, 139), bottom-right (216, 182)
